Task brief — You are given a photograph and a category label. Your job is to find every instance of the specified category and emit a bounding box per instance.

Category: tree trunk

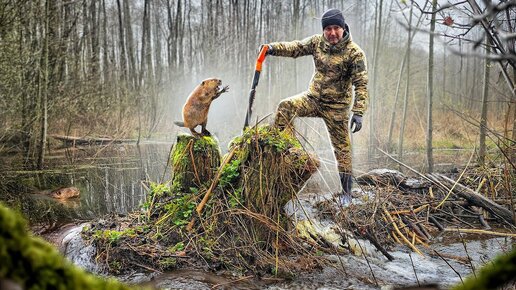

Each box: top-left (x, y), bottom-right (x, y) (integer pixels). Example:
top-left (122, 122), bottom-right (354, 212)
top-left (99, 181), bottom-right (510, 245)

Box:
top-left (90, 0), bottom-right (99, 79)
top-left (369, 0), bottom-right (383, 162)
top-left (479, 37), bottom-right (490, 165)
top-left (101, 0), bottom-right (109, 84)
top-left (123, 0), bottom-right (136, 89)
top-left (387, 1), bottom-right (427, 153)
top-left (37, 0), bottom-right (50, 170)
top-left (397, 4), bottom-right (414, 163)
top-left (116, 0), bottom-right (127, 83)
top-left (426, 0), bottom-right (437, 173)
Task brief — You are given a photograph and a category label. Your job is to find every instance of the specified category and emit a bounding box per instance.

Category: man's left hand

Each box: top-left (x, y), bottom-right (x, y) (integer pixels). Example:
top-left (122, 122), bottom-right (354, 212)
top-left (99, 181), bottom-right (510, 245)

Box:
top-left (350, 114), bottom-right (362, 133)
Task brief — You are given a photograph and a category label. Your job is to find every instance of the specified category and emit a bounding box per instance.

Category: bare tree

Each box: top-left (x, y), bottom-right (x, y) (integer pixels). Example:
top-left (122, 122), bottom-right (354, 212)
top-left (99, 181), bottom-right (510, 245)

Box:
top-left (426, 0), bottom-right (437, 173)
top-left (479, 36), bottom-right (491, 165)
top-left (397, 3), bottom-right (414, 163)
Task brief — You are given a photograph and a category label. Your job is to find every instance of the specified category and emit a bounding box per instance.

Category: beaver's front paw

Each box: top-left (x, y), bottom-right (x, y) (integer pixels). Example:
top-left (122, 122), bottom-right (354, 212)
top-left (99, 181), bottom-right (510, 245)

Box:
top-left (220, 85), bottom-right (229, 93)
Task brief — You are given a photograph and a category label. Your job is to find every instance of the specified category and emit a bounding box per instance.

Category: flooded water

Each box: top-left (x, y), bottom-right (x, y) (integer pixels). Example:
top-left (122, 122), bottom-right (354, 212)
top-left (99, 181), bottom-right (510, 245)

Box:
top-left (0, 142), bottom-right (172, 224)
top-left (54, 221), bottom-right (513, 289)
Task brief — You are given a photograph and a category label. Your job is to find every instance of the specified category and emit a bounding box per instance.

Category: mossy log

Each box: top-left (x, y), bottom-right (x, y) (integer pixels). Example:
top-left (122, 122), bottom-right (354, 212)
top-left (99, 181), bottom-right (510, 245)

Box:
top-left (170, 133), bottom-right (221, 192)
top-left (0, 203), bottom-right (143, 290)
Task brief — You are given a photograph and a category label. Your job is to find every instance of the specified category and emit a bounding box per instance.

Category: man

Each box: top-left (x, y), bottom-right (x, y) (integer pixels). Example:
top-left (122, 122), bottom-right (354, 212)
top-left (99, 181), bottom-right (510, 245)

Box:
top-left (262, 8), bottom-right (369, 205)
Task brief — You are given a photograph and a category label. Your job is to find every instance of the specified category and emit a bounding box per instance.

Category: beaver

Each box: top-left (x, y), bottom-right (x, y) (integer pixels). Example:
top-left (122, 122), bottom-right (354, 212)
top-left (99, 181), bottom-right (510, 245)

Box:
top-left (174, 78), bottom-right (229, 136)
top-left (46, 187), bottom-right (80, 199)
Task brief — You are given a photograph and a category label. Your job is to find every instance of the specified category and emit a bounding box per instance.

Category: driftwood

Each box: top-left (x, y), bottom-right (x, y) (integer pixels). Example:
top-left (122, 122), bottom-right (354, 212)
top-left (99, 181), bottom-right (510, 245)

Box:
top-left (50, 134), bottom-right (136, 145)
top-left (356, 169), bottom-right (430, 190)
top-left (427, 173), bottom-right (514, 225)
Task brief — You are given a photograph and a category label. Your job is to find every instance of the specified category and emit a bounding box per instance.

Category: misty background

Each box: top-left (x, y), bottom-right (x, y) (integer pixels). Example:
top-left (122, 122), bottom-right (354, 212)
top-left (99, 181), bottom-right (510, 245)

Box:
top-left (0, 0), bottom-right (514, 174)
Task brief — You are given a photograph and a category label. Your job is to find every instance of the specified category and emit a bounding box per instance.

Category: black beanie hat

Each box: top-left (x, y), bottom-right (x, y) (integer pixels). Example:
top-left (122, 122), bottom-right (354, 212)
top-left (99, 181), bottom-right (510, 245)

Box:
top-left (321, 8), bottom-right (345, 30)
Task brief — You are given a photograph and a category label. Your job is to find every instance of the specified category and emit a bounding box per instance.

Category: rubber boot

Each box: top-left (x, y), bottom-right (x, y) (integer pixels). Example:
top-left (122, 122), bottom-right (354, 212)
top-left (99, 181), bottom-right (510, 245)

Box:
top-left (339, 173), bottom-right (353, 206)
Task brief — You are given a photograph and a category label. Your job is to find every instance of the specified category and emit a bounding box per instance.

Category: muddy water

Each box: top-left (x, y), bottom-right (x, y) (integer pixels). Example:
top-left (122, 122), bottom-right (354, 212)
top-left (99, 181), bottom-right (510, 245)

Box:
top-left (0, 143), bottom-right (172, 224)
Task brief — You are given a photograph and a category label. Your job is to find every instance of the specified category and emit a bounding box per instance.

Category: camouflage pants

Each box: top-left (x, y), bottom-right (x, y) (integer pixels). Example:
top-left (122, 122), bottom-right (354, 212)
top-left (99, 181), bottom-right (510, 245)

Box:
top-left (274, 92), bottom-right (352, 174)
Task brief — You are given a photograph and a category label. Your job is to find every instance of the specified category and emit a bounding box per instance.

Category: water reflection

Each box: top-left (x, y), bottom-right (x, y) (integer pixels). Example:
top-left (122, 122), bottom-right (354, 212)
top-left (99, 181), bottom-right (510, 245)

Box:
top-left (0, 143), bottom-right (172, 224)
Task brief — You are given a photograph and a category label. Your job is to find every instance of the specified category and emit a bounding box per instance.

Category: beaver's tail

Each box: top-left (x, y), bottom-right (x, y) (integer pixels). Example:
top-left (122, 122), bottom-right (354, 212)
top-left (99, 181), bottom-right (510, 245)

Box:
top-left (174, 121), bottom-right (185, 127)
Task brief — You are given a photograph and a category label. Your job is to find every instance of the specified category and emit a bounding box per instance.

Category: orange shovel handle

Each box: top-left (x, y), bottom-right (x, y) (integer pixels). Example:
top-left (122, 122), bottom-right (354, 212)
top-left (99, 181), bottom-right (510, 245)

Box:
top-left (255, 45), bottom-right (268, 71)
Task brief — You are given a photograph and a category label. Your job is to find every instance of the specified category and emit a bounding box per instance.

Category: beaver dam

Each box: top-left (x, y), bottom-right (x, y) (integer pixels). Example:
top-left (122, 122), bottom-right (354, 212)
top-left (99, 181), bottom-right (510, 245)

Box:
top-left (1, 125), bottom-right (515, 289)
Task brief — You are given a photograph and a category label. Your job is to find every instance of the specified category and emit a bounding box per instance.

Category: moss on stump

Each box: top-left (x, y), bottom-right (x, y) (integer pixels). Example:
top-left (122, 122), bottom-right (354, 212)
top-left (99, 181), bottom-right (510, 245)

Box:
top-left (170, 134), bottom-right (221, 192)
top-left (218, 125), bottom-right (319, 231)
top-left (189, 125), bottom-right (320, 273)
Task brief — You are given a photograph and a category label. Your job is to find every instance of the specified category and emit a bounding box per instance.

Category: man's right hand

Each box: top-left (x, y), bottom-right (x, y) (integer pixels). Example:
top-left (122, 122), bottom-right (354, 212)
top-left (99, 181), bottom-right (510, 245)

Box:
top-left (350, 114), bottom-right (362, 133)
top-left (259, 44), bottom-right (273, 55)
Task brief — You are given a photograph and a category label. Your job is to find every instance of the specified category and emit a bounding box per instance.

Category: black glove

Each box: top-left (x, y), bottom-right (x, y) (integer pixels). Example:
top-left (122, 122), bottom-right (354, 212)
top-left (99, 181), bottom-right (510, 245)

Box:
top-left (259, 44), bottom-right (273, 55)
top-left (350, 114), bottom-right (362, 133)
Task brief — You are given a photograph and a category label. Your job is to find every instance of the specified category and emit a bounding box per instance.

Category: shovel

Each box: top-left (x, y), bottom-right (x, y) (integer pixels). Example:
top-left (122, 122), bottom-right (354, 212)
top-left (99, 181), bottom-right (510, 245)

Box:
top-left (243, 45), bottom-right (269, 129)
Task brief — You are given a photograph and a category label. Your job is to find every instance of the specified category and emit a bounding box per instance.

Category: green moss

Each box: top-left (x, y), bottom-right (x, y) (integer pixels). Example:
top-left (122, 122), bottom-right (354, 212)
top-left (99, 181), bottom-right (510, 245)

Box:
top-left (156, 193), bottom-right (196, 227)
top-left (0, 202), bottom-right (143, 290)
top-left (93, 228), bottom-right (137, 244)
top-left (141, 182), bottom-right (171, 214)
top-left (158, 257), bottom-right (177, 270)
top-left (170, 133), bottom-right (221, 192)
top-left (193, 135), bottom-right (219, 152)
top-left (452, 248), bottom-right (516, 290)
top-left (219, 159), bottom-right (242, 188)
top-left (168, 241), bottom-right (185, 252)
top-left (230, 125), bottom-right (301, 152)
top-left (227, 188), bottom-right (244, 208)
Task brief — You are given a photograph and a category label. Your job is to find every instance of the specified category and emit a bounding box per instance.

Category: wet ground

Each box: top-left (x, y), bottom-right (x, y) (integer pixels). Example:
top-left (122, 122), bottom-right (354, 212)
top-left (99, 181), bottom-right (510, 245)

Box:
top-left (49, 214), bottom-right (513, 289)
top-left (0, 142), bottom-right (171, 225)
top-left (1, 142), bottom-right (512, 289)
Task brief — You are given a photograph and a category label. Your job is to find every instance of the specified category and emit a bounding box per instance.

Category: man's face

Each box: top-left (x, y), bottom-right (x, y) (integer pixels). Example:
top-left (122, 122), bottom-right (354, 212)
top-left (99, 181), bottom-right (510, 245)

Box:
top-left (323, 25), bottom-right (344, 45)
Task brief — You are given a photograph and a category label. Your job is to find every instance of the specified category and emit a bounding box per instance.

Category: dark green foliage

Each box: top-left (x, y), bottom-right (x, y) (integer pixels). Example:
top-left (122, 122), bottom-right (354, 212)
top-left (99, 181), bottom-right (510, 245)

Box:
top-left (453, 248), bottom-right (516, 290)
top-left (0, 203), bottom-right (142, 290)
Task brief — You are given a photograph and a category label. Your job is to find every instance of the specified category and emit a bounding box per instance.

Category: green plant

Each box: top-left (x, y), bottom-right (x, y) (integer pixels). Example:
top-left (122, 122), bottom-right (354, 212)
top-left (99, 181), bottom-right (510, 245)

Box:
top-left (219, 159), bottom-right (241, 188)
top-left (169, 241), bottom-right (185, 252)
top-left (93, 228), bottom-right (136, 244)
top-left (227, 188), bottom-right (243, 208)
top-left (157, 193), bottom-right (196, 227)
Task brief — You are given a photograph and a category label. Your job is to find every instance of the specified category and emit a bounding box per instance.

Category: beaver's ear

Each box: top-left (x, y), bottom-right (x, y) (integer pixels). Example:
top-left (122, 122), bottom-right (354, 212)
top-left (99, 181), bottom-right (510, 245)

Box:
top-left (201, 80), bottom-right (205, 86)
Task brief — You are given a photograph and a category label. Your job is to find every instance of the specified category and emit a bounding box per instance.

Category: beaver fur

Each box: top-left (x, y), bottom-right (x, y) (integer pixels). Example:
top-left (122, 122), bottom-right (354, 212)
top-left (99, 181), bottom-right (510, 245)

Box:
top-left (174, 78), bottom-right (229, 136)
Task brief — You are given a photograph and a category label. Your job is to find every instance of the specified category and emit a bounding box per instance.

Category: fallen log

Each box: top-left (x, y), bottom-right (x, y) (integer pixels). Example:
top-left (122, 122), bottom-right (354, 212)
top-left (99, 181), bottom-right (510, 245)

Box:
top-left (428, 173), bottom-right (514, 226)
top-left (50, 134), bottom-right (136, 145)
top-left (443, 228), bottom-right (516, 237)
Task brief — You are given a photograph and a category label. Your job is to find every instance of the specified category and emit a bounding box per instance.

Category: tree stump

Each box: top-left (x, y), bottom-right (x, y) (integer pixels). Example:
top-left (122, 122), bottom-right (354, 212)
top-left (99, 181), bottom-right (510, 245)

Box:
top-left (86, 126), bottom-right (321, 275)
top-left (170, 133), bottom-right (221, 192)
top-left (189, 125), bottom-right (320, 272)
top-left (226, 125), bottom-right (319, 228)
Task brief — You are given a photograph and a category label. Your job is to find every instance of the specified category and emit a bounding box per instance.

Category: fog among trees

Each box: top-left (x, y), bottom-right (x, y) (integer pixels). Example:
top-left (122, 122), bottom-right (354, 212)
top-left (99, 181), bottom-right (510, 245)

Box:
top-left (0, 0), bottom-right (514, 171)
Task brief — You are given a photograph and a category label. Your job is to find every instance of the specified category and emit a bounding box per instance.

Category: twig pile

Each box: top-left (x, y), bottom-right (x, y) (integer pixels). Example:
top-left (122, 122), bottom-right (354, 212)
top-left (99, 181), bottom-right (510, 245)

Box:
top-left (339, 168), bottom-right (515, 258)
top-left (85, 125), bottom-right (323, 276)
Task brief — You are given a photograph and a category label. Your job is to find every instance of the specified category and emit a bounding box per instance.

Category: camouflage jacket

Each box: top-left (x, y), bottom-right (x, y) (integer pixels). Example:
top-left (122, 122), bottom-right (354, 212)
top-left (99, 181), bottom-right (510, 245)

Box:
top-left (269, 31), bottom-right (369, 116)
